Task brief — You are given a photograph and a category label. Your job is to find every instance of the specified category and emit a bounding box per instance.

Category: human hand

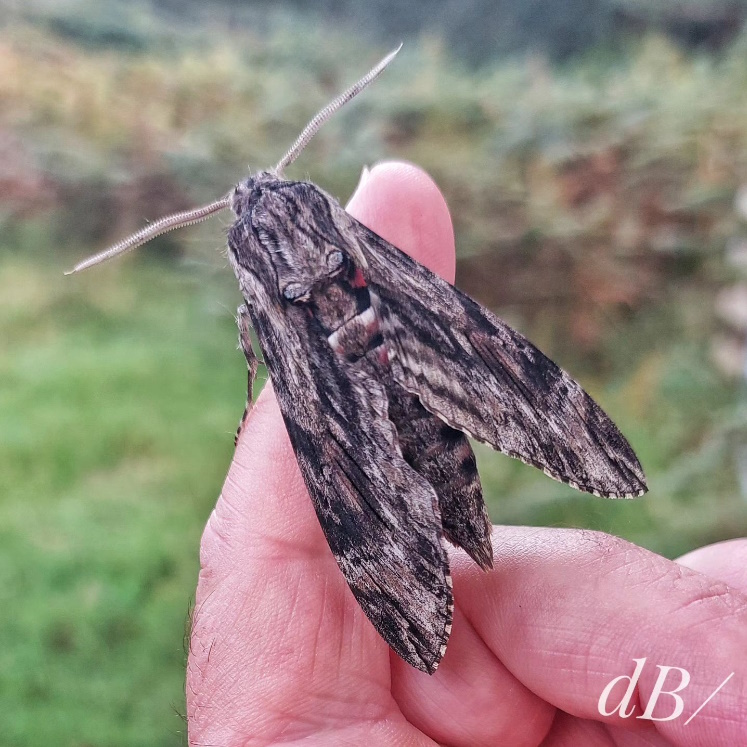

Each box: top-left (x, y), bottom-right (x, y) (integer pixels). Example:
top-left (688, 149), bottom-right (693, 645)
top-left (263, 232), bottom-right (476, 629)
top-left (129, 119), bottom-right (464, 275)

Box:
top-left (186, 162), bottom-right (747, 746)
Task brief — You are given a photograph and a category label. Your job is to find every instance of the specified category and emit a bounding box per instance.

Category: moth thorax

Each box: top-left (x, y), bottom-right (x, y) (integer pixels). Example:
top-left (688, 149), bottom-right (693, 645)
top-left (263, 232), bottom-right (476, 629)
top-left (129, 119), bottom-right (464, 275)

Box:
top-left (231, 172), bottom-right (277, 216)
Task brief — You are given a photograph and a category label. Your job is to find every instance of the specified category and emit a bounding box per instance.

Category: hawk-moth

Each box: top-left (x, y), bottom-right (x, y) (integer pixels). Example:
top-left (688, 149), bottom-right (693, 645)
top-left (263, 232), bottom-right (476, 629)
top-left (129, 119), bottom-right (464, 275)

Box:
top-left (67, 47), bottom-right (647, 674)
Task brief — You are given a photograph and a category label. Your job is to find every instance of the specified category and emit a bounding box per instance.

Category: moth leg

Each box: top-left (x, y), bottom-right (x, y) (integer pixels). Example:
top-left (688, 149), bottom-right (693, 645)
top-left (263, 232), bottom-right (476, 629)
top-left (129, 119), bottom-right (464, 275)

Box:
top-left (235, 304), bottom-right (261, 446)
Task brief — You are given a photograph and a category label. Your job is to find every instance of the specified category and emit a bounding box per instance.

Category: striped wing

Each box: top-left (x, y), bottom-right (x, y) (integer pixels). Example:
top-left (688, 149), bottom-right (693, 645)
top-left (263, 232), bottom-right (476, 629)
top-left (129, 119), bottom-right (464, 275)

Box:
top-left (346, 215), bottom-right (647, 499)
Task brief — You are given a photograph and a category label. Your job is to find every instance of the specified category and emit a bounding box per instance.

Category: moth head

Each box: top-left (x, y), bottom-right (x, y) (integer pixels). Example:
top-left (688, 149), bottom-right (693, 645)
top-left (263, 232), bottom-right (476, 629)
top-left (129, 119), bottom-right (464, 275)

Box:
top-left (63, 46), bottom-right (401, 276)
top-left (232, 180), bottom-right (353, 304)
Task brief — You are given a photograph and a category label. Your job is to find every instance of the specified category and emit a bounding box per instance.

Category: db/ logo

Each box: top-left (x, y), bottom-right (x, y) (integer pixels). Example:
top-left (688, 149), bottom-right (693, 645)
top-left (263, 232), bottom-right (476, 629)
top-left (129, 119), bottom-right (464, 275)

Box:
top-left (598, 657), bottom-right (734, 724)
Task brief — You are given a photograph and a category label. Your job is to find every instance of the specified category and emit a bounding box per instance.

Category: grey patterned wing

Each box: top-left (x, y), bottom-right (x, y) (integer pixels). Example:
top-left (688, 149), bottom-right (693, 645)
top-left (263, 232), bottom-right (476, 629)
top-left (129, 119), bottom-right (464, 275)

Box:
top-left (348, 220), bottom-right (647, 499)
top-left (241, 278), bottom-right (453, 674)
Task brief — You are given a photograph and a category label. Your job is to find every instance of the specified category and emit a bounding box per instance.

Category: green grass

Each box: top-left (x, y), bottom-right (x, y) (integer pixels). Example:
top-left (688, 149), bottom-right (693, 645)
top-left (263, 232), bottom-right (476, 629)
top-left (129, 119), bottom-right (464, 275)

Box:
top-left (0, 250), bottom-right (248, 746)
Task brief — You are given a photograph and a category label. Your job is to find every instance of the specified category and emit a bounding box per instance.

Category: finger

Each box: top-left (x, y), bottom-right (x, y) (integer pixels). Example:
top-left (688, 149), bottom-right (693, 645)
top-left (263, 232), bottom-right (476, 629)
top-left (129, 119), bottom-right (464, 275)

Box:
top-left (392, 604), bottom-right (555, 747)
top-left (541, 712), bottom-right (672, 746)
top-left (541, 712), bottom-right (617, 746)
top-left (677, 538), bottom-right (747, 592)
top-left (454, 526), bottom-right (747, 747)
top-left (189, 384), bottom-right (385, 742)
top-left (346, 161), bottom-right (456, 282)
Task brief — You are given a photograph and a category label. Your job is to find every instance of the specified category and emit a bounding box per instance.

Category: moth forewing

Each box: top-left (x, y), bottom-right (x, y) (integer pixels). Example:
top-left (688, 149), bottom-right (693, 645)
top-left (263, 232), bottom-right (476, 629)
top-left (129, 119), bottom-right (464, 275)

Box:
top-left (67, 47), bottom-right (647, 675)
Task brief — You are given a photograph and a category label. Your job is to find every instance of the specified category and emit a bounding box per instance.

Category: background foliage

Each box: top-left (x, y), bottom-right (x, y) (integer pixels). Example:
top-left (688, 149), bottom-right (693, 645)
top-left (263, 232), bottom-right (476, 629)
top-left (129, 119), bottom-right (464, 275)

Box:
top-left (2, 1), bottom-right (747, 745)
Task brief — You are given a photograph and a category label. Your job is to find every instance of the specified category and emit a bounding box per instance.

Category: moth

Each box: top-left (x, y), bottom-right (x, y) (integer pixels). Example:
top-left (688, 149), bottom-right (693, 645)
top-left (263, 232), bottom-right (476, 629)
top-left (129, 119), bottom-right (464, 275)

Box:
top-left (67, 47), bottom-right (647, 674)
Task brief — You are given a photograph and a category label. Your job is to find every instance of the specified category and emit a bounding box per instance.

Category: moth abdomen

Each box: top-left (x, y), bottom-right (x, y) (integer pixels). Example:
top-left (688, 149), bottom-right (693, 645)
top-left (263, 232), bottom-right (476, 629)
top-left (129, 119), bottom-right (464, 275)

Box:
top-left (388, 386), bottom-right (494, 570)
top-left (327, 306), bottom-right (383, 360)
top-left (307, 265), bottom-right (390, 366)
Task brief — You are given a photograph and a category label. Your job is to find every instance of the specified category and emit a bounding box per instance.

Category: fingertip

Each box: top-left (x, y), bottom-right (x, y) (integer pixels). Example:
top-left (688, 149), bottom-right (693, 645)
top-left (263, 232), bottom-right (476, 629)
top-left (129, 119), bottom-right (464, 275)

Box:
top-left (676, 538), bottom-right (747, 593)
top-left (346, 161), bottom-right (456, 282)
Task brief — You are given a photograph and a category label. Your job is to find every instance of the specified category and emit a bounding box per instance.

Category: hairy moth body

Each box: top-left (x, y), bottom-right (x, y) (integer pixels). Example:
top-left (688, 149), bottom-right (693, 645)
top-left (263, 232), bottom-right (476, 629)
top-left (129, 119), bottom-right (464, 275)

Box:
top-left (227, 172), bottom-right (646, 673)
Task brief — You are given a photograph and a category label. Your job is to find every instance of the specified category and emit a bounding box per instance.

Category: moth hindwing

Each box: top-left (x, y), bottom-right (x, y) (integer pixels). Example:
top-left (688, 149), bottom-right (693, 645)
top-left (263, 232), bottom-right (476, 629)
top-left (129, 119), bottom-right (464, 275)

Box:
top-left (68, 48), bottom-right (647, 675)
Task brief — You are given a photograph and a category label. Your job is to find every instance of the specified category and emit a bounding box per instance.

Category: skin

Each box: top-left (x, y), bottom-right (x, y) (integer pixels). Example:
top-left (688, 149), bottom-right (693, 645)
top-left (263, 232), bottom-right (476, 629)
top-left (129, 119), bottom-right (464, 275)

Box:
top-left (186, 162), bottom-right (747, 747)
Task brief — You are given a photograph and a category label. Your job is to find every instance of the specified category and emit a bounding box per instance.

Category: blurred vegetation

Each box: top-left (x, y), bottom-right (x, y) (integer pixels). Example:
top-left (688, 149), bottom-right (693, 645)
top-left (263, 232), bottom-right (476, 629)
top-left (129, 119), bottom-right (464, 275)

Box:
top-left (2, 3), bottom-right (747, 745)
top-left (8, 0), bottom-right (747, 61)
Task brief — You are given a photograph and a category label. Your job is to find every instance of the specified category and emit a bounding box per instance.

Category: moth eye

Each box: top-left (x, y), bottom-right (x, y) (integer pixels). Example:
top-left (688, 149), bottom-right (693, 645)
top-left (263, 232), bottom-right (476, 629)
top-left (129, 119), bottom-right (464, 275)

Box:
top-left (282, 283), bottom-right (310, 304)
top-left (326, 250), bottom-right (345, 272)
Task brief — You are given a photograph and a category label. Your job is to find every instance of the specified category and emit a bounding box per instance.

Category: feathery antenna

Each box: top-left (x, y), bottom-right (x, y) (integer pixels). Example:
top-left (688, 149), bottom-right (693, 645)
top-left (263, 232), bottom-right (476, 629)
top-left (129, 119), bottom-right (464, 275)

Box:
top-left (274, 43), bottom-right (401, 175)
top-left (65, 46), bottom-right (401, 275)
top-left (64, 198), bottom-right (231, 275)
